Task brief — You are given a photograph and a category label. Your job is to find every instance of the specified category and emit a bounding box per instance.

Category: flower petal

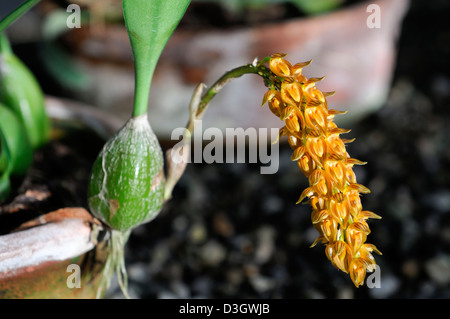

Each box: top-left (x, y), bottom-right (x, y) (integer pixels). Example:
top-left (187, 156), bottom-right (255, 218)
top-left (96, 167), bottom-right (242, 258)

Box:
top-left (296, 187), bottom-right (314, 204)
top-left (347, 158), bottom-right (367, 165)
top-left (348, 183), bottom-right (371, 194)
top-left (310, 235), bottom-right (326, 248)
top-left (309, 169), bottom-right (323, 186)
top-left (270, 54), bottom-right (292, 78)
top-left (311, 209), bottom-right (329, 224)
top-left (359, 211), bottom-right (382, 220)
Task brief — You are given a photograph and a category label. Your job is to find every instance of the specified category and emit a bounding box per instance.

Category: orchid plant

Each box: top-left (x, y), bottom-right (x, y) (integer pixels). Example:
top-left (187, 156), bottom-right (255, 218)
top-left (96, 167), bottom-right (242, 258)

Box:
top-left (0, 0), bottom-right (381, 298)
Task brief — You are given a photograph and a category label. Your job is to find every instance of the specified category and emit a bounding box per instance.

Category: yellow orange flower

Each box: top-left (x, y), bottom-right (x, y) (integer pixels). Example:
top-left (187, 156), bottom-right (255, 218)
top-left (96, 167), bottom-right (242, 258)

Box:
top-left (262, 53), bottom-right (382, 288)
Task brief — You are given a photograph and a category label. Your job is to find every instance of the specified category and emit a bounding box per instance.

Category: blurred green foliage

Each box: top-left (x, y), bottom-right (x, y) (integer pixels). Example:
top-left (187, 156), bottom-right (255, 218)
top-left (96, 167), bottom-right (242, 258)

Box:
top-left (194, 0), bottom-right (343, 15)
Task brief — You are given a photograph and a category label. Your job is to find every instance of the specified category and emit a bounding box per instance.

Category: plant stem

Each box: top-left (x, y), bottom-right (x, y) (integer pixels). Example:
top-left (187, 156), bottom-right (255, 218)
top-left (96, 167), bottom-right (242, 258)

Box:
top-left (164, 59), bottom-right (275, 200)
top-left (0, 33), bottom-right (12, 55)
top-left (196, 64), bottom-right (257, 117)
top-left (190, 61), bottom-right (275, 131)
top-left (131, 57), bottom-right (154, 118)
top-left (0, 0), bottom-right (41, 32)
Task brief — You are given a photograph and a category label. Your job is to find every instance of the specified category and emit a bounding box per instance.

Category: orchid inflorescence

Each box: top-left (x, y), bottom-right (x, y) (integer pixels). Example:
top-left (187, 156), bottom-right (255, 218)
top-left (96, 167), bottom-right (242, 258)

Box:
top-left (262, 53), bottom-right (382, 287)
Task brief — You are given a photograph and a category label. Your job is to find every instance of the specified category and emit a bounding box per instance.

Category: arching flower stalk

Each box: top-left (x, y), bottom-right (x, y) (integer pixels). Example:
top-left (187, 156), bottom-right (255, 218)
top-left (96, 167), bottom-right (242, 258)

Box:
top-left (261, 53), bottom-right (382, 287)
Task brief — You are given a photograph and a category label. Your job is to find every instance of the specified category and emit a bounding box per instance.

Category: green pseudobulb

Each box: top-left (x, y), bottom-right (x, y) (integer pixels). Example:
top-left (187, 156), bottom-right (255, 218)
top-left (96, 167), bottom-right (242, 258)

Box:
top-left (88, 114), bottom-right (165, 232)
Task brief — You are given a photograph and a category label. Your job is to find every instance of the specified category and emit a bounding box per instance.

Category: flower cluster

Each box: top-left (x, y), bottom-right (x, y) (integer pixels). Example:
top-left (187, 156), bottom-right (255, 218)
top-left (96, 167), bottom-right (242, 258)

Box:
top-left (262, 53), bottom-right (381, 287)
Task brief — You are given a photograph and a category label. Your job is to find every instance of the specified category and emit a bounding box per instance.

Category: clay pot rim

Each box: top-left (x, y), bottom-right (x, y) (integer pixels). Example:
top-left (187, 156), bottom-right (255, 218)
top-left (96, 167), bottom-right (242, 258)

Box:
top-left (0, 96), bottom-right (120, 276)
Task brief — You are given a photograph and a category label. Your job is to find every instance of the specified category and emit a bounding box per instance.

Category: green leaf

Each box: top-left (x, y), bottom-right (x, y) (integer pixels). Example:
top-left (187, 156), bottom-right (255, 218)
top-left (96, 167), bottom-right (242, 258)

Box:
top-left (122, 0), bottom-right (191, 117)
top-left (0, 103), bottom-right (33, 200)
top-left (0, 0), bottom-right (41, 32)
top-left (0, 104), bottom-right (33, 175)
top-left (0, 33), bottom-right (50, 149)
top-left (39, 42), bottom-right (91, 92)
top-left (291, 0), bottom-right (342, 15)
top-left (0, 172), bottom-right (11, 201)
top-left (0, 133), bottom-right (12, 200)
top-left (39, 10), bottom-right (91, 92)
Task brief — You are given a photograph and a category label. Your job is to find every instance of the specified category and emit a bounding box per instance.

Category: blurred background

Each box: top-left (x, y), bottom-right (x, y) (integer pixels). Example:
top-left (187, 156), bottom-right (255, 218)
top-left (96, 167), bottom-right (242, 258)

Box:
top-left (2, 0), bottom-right (450, 298)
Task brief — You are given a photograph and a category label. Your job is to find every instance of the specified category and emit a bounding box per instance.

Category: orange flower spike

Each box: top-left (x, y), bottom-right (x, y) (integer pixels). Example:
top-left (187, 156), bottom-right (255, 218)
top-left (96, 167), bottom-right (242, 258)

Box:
top-left (262, 53), bottom-right (381, 287)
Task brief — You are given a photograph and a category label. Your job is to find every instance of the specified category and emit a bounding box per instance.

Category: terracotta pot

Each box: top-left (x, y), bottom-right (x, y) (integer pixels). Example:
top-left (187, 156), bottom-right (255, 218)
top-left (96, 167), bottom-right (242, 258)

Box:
top-left (0, 97), bottom-right (122, 299)
top-left (60, 0), bottom-right (409, 141)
